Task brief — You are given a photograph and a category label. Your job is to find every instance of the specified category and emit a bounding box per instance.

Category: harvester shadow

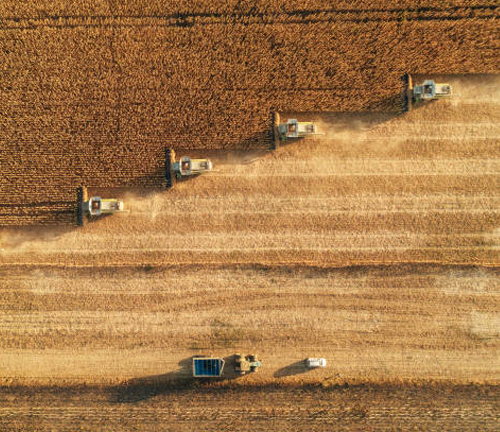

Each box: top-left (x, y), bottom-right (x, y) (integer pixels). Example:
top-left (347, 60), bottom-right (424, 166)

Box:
top-left (274, 360), bottom-right (312, 378)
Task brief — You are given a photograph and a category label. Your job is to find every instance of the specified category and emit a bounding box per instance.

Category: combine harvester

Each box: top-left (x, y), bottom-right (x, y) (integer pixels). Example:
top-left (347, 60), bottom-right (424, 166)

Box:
top-left (77, 187), bottom-right (125, 226)
top-left (166, 149), bottom-right (213, 188)
top-left (278, 119), bottom-right (319, 139)
top-left (272, 112), bottom-right (323, 149)
top-left (405, 74), bottom-right (453, 111)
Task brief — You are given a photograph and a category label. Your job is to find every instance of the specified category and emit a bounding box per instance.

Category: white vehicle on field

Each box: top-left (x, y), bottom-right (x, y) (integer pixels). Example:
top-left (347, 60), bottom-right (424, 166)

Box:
top-left (413, 79), bottom-right (452, 102)
top-left (306, 358), bottom-right (327, 368)
top-left (173, 156), bottom-right (213, 177)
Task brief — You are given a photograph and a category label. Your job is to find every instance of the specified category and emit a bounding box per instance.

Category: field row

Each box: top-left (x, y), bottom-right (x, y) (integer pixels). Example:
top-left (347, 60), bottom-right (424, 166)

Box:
top-left (1, 0), bottom-right (499, 18)
top-left (2, 7), bottom-right (499, 31)
top-left (0, 265), bottom-right (498, 386)
top-left (0, 383), bottom-right (498, 431)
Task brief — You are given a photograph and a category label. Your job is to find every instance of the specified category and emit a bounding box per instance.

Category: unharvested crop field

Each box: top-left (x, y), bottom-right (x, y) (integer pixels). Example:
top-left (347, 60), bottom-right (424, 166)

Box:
top-left (1, 1), bottom-right (499, 429)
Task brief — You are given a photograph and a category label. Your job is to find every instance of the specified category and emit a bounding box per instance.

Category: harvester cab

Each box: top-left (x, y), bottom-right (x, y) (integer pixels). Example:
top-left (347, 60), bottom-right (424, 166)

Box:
top-left (234, 354), bottom-right (262, 375)
top-left (82, 196), bottom-right (124, 217)
top-left (278, 119), bottom-right (319, 140)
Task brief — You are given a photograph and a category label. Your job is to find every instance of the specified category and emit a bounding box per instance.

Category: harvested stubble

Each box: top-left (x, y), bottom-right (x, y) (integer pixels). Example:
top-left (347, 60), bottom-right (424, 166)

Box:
top-left (1, 74), bottom-right (499, 265)
top-left (0, 383), bottom-right (499, 431)
top-left (0, 264), bottom-right (499, 385)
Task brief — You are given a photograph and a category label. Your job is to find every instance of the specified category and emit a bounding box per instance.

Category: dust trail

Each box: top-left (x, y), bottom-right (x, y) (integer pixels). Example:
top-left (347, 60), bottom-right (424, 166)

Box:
top-left (122, 192), bottom-right (167, 221)
top-left (449, 75), bottom-right (500, 105)
top-left (315, 119), bottom-right (369, 142)
top-left (0, 227), bottom-right (73, 253)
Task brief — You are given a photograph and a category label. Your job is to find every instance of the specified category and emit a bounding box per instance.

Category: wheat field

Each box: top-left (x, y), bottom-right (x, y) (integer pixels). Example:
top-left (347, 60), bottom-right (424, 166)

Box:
top-left (0, 2), bottom-right (499, 429)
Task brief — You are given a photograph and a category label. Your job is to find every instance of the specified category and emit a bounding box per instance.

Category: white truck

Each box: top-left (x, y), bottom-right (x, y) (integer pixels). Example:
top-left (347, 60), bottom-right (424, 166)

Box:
top-left (306, 358), bottom-right (327, 368)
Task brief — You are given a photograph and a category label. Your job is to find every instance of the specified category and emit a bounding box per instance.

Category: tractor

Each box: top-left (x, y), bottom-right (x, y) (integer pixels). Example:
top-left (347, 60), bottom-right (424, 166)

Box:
top-left (234, 354), bottom-right (262, 375)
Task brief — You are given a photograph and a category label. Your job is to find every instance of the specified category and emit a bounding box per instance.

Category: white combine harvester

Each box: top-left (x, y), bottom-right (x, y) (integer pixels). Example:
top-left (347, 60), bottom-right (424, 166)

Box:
top-left (83, 196), bottom-right (124, 217)
top-left (405, 74), bottom-right (453, 110)
top-left (278, 118), bottom-right (320, 140)
top-left (173, 156), bottom-right (213, 177)
top-left (413, 80), bottom-right (452, 102)
top-left (272, 112), bottom-right (323, 149)
top-left (78, 187), bottom-right (125, 225)
top-left (166, 149), bottom-right (213, 187)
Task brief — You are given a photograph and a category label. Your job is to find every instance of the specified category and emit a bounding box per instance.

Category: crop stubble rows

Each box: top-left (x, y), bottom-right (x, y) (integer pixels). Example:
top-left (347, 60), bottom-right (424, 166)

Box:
top-left (0, 383), bottom-right (499, 431)
top-left (0, 5), bottom-right (499, 424)
top-left (0, 264), bottom-right (498, 386)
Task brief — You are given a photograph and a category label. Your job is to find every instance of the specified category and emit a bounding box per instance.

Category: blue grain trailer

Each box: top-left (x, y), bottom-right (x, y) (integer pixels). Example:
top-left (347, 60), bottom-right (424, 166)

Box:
top-left (192, 357), bottom-right (225, 378)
